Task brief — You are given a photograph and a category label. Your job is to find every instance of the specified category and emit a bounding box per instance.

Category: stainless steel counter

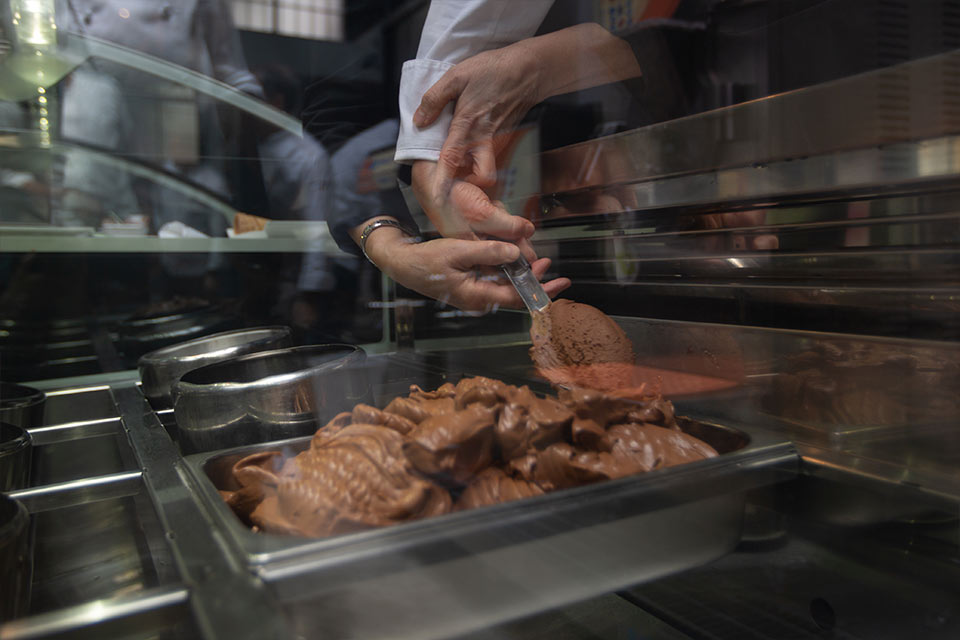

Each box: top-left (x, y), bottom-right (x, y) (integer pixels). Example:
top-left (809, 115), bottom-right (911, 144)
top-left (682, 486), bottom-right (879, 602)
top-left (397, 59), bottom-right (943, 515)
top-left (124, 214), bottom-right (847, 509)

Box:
top-left (1, 345), bottom-right (801, 640)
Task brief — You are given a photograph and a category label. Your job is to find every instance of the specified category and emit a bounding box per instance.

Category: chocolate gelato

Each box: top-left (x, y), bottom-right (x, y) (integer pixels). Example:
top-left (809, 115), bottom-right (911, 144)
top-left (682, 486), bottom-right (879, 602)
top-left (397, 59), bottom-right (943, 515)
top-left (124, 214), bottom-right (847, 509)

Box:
top-left (222, 376), bottom-right (718, 539)
top-left (456, 468), bottom-right (544, 510)
top-left (530, 300), bottom-right (634, 381)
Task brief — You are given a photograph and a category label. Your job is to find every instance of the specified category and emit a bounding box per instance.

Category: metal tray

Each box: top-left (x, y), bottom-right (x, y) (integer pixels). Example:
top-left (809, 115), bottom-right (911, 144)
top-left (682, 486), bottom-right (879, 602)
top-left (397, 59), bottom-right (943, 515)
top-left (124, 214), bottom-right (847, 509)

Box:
top-left (183, 417), bottom-right (797, 639)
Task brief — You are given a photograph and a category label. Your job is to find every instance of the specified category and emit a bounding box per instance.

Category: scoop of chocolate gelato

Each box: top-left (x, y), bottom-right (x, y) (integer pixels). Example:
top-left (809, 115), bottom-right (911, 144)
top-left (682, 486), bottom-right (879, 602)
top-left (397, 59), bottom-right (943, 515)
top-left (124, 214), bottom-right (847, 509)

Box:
top-left (530, 300), bottom-right (635, 372)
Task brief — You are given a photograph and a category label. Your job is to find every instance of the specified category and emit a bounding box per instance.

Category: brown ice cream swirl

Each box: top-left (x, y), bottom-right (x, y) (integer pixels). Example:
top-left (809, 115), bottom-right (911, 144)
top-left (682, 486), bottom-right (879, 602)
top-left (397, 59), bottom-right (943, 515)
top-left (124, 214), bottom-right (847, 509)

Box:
top-left (456, 467), bottom-right (544, 510)
top-left (534, 423), bottom-right (717, 491)
top-left (247, 424), bottom-right (451, 537)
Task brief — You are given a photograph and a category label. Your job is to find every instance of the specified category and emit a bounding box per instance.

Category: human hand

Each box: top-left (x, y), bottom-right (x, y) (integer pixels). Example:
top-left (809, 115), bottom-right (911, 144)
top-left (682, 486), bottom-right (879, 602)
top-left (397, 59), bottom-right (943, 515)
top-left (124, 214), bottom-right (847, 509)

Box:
top-left (411, 160), bottom-right (536, 260)
top-left (414, 39), bottom-right (545, 192)
top-left (413, 23), bottom-right (640, 192)
top-left (362, 223), bottom-right (570, 312)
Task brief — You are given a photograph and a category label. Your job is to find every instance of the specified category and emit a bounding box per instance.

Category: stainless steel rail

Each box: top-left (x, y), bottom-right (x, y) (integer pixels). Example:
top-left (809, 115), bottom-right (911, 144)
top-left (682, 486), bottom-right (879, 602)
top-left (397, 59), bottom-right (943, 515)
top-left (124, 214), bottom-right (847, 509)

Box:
top-left (109, 383), bottom-right (292, 640)
top-left (497, 49), bottom-right (960, 217)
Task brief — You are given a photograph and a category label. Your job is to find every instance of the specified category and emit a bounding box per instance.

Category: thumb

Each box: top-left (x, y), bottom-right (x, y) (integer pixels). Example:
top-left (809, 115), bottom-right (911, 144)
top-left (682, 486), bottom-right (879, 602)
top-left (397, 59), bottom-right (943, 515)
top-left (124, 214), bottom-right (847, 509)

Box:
top-left (453, 240), bottom-right (520, 269)
top-left (415, 72), bottom-right (464, 128)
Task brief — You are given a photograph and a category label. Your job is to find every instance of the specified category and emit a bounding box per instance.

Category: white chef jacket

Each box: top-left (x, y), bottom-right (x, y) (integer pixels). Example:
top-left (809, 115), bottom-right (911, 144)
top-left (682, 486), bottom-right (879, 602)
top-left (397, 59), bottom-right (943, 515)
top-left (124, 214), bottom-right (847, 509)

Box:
top-left (394, 0), bottom-right (554, 163)
top-left (58, 0), bottom-right (259, 94)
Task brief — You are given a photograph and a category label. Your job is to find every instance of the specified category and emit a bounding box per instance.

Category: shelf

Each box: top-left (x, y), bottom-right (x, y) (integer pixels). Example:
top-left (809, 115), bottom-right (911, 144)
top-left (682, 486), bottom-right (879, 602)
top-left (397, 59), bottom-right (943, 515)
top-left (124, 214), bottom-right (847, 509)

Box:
top-left (0, 234), bottom-right (347, 254)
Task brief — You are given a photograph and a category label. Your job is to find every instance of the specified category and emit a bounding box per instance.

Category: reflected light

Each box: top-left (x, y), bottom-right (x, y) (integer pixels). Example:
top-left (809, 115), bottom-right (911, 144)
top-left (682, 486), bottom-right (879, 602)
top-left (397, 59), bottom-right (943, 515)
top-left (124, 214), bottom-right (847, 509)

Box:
top-left (118, 7), bottom-right (130, 19)
top-left (10, 0), bottom-right (57, 46)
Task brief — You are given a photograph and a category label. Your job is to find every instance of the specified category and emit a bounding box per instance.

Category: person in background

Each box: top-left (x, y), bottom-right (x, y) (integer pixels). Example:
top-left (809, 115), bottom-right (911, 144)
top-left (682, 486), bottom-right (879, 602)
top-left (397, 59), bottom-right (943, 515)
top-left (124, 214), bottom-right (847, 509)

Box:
top-left (59, 69), bottom-right (140, 228)
top-left (58, 0), bottom-right (266, 229)
top-left (294, 119), bottom-right (400, 342)
top-left (255, 64), bottom-right (332, 223)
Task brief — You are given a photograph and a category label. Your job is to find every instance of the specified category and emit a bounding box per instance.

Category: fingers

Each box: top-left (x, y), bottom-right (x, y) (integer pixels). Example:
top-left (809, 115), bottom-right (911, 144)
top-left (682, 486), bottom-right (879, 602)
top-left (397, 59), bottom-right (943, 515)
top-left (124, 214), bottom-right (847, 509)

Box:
top-left (542, 277), bottom-right (572, 298)
top-left (449, 248), bottom-right (570, 312)
top-left (436, 116), bottom-right (475, 186)
top-left (414, 71), bottom-right (465, 128)
top-left (517, 238), bottom-right (538, 263)
top-left (467, 140), bottom-right (497, 189)
top-left (452, 240), bottom-right (520, 268)
top-left (450, 181), bottom-right (534, 240)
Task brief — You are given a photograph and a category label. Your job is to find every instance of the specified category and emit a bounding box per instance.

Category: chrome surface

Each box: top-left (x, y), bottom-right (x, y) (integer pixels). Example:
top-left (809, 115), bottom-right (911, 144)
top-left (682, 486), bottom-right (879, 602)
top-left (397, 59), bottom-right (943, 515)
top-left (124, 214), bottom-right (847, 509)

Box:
top-left (0, 422), bottom-right (31, 491)
top-left (501, 253), bottom-right (551, 314)
top-left (0, 587), bottom-right (193, 640)
top-left (173, 344), bottom-right (372, 453)
top-left (0, 382), bottom-right (45, 430)
top-left (505, 50), bottom-right (960, 216)
top-left (109, 383), bottom-right (292, 640)
top-left (138, 325), bottom-right (293, 410)
top-left (116, 304), bottom-right (239, 365)
top-left (183, 414), bottom-right (794, 639)
top-left (0, 495), bottom-right (31, 622)
top-left (8, 470), bottom-right (143, 513)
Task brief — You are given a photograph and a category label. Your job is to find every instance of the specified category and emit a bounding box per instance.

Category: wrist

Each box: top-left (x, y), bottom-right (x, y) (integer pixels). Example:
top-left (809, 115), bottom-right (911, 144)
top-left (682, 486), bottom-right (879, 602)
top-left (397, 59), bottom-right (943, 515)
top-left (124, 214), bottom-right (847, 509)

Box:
top-left (363, 225), bottom-right (409, 269)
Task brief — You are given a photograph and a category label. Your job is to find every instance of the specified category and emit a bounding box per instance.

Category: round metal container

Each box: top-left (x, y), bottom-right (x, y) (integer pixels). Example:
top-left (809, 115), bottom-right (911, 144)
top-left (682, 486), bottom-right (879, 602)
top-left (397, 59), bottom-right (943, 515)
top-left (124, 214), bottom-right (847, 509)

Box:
top-left (173, 344), bottom-right (371, 454)
top-left (0, 423), bottom-right (31, 491)
top-left (138, 326), bottom-right (293, 411)
top-left (0, 494), bottom-right (32, 621)
top-left (0, 382), bottom-right (45, 430)
top-left (116, 303), bottom-right (238, 365)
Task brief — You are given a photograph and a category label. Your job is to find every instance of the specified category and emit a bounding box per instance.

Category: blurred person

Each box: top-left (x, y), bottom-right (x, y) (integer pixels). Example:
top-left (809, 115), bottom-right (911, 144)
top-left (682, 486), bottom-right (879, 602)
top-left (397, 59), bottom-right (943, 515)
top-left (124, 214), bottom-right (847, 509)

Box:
top-left (255, 64), bottom-right (332, 222)
top-left (59, 68), bottom-right (140, 228)
top-left (0, 100), bottom-right (48, 223)
top-left (58, 0), bottom-right (266, 231)
top-left (294, 119), bottom-right (400, 342)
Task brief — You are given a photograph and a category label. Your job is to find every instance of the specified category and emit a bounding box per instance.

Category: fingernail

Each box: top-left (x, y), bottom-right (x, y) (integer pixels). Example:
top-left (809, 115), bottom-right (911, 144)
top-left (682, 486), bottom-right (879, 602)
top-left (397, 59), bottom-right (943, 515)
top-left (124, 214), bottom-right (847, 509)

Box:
top-left (413, 110), bottom-right (425, 127)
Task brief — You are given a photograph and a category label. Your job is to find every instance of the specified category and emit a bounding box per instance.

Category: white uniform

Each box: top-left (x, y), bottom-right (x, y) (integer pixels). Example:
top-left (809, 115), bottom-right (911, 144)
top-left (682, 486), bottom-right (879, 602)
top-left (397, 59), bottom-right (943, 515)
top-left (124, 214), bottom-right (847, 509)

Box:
top-left (394, 0), bottom-right (554, 163)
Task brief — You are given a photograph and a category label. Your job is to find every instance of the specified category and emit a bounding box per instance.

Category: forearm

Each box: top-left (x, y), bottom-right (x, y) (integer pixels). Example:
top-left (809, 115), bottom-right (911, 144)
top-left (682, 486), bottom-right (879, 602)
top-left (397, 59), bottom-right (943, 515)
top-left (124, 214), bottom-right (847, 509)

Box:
top-left (529, 22), bottom-right (642, 101)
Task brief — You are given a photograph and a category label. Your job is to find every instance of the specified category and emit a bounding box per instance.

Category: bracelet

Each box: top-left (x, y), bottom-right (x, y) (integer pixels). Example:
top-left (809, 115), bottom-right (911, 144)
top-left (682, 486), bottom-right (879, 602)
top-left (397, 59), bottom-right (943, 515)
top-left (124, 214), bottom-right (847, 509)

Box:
top-left (359, 218), bottom-right (417, 263)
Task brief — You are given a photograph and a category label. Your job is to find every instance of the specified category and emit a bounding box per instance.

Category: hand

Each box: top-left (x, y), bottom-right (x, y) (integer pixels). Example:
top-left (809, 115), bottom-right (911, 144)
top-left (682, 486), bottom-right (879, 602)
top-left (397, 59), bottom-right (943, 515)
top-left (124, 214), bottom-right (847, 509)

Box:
top-left (414, 39), bottom-right (545, 194)
top-left (414, 23), bottom-right (641, 192)
top-left (362, 224), bottom-right (570, 312)
top-left (412, 160), bottom-right (536, 259)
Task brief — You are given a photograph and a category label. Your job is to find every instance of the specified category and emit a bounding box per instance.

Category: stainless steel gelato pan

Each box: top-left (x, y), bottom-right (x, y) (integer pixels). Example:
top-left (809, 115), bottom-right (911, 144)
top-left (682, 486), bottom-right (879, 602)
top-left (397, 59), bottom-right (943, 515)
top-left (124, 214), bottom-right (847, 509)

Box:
top-left (183, 417), bottom-right (796, 639)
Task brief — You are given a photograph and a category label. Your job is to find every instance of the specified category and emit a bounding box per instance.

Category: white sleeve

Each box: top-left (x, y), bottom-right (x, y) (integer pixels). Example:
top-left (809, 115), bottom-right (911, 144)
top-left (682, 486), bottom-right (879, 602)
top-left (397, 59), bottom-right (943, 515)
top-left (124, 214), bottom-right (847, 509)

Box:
top-left (395, 0), bottom-right (554, 163)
